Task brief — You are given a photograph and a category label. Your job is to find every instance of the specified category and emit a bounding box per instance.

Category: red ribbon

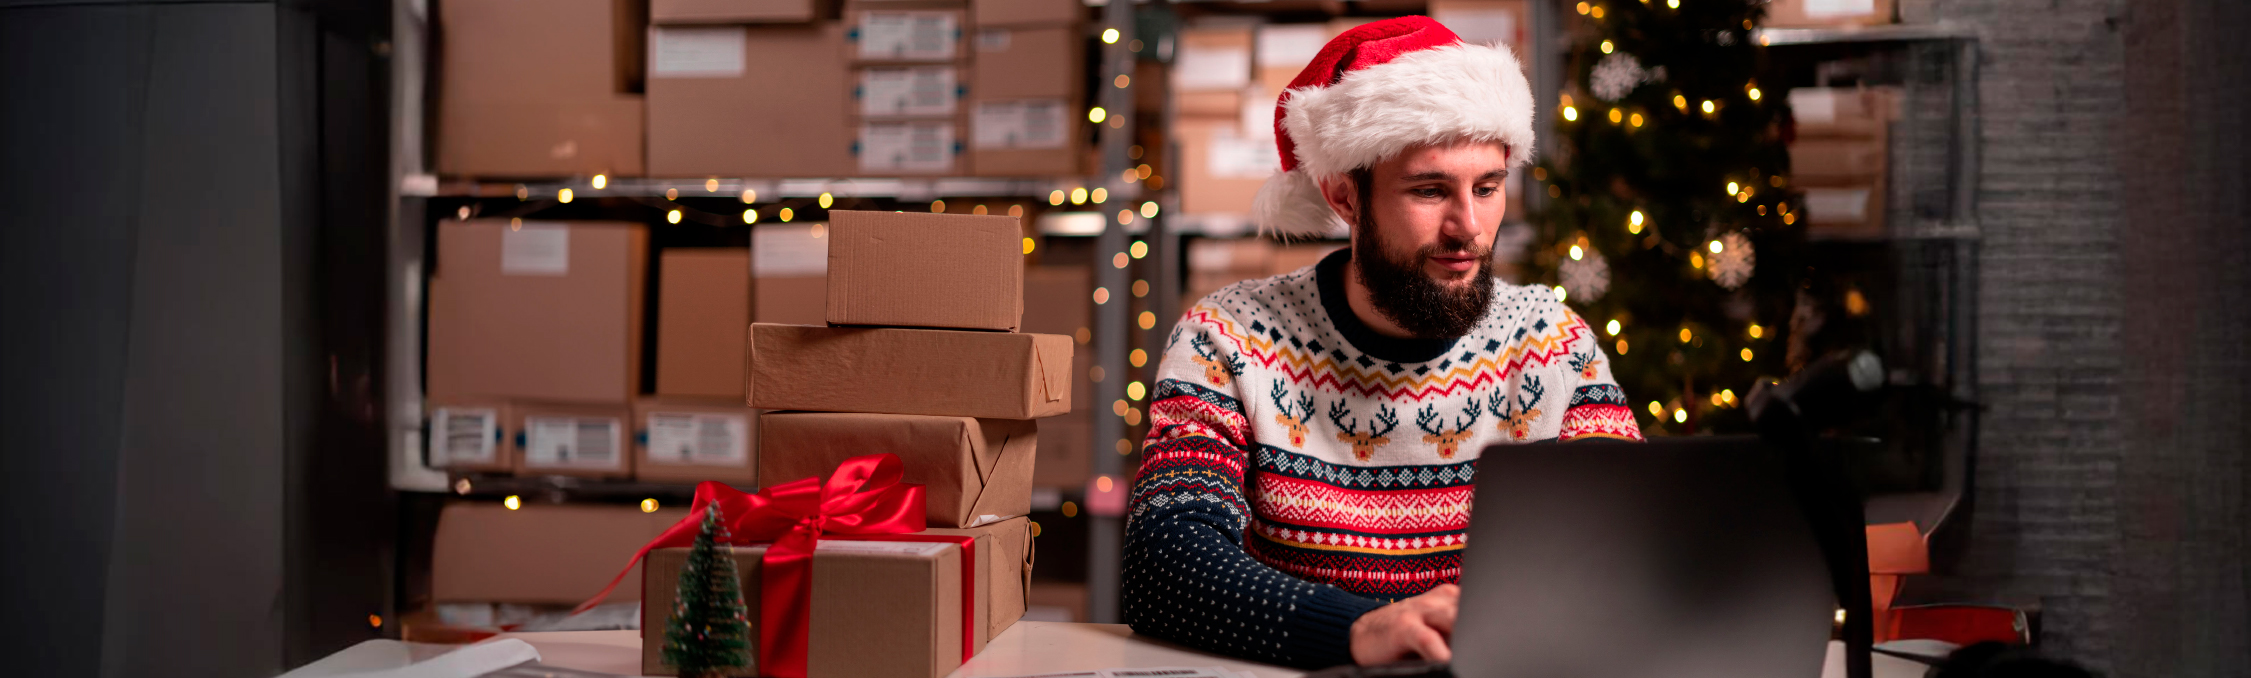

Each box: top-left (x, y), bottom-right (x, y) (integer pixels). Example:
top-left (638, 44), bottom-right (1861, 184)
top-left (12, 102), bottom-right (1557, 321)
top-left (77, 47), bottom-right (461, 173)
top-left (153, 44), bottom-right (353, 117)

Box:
top-left (576, 453), bottom-right (944, 678)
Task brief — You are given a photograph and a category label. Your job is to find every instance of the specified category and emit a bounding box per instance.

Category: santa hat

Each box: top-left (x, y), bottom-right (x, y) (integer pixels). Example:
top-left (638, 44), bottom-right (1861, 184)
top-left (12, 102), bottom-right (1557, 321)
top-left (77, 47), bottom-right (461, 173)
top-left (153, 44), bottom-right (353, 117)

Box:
top-left (1253, 16), bottom-right (1537, 237)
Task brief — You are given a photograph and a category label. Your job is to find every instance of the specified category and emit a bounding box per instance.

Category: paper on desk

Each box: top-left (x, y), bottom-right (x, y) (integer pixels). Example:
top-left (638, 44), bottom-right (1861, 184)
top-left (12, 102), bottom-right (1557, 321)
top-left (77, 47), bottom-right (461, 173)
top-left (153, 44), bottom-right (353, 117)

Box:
top-left (989, 667), bottom-right (1255, 678)
top-left (278, 639), bottom-right (543, 678)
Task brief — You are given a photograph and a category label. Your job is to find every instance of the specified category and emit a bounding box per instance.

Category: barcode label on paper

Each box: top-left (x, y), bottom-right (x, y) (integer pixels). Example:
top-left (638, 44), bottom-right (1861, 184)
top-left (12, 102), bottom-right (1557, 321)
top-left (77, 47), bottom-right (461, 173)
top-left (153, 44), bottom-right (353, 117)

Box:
top-left (646, 412), bottom-right (748, 465)
top-left (500, 223), bottom-right (569, 275)
top-left (857, 11), bottom-right (957, 61)
top-left (650, 26), bottom-right (746, 77)
top-left (858, 121), bottom-right (955, 173)
top-left (973, 100), bottom-right (1068, 150)
top-left (431, 407), bottom-right (497, 464)
top-left (976, 28), bottom-right (1012, 52)
top-left (860, 66), bottom-right (957, 117)
top-left (524, 416), bottom-right (621, 469)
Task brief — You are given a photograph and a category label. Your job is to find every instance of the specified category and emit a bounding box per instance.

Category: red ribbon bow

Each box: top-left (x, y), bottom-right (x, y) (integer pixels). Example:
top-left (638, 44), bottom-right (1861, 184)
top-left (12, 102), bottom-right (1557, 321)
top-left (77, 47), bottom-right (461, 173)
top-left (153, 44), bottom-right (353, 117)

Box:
top-left (577, 453), bottom-right (929, 678)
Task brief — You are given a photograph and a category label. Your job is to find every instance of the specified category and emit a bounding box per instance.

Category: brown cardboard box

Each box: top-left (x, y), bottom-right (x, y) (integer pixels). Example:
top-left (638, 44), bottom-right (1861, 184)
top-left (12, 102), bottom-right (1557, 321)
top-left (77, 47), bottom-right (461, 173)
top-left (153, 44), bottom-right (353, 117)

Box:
top-left (1020, 266), bottom-right (1091, 411)
top-left (642, 540), bottom-right (967, 677)
top-left (633, 397), bottom-right (759, 486)
top-left (1788, 86), bottom-right (1901, 139)
top-left (511, 401), bottom-right (634, 478)
top-left (846, 5), bottom-right (966, 64)
top-left (432, 502), bottom-right (689, 604)
top-left (1030, 410), bottom-right (1089, 488)
top-left (751, 223), bottom-right (830, 325)
top-left (1175, 118), bottom-right (1273, 215)
top-left (825, 210), bottom-right (1022, 330)
top-left (971, 25), bottom-right (1077, 100)
top-left (1789, 135), bottom-right (1889, 180)
top-left (749, 324), bottom-right (1072, 418)
top-left (856, 118), bottom-right (967, 175)
top-left (1798, 181), bottom-right (1888, 238)
top-left (971, 0), bottom-right (1076, 26)
top-left (920, 517), bottom-right (1034, 639)
top-left (647, 24), bottom-right (856, 177)
top-left (657, 249), bottom-right (750, 399)
top-left (1172, 24), bottom-right (1253, 97)
top-left (653, 0), bottom-right (818, 24)
top-left (1765, 0), bottom-right (1894, 28)
top-left (756, 277), bottom-right (829, 324)
top-left (426, 220), bottom-right (647, 404)
top-left (760, 413), bottom-right (1036, 527)
top-left (427, 397), bottom-right (514, 472)
top-left (436, 0), bottom-right (646, 177)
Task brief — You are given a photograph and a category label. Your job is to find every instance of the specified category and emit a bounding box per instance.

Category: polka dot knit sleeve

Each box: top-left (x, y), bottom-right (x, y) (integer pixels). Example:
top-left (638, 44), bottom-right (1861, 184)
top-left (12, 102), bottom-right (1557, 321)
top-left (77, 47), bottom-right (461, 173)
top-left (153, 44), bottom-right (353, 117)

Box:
top-left (1123, 310), bottom-right (1387, 669)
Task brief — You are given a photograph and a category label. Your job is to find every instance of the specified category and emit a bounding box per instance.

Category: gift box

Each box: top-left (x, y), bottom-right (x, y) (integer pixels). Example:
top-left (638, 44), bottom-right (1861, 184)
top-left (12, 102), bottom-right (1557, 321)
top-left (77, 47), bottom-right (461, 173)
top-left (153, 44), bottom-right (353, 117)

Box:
top-left (641, 539), bottom-right (969, 677)
top-left (825, 210), bottom-right (1023, 331)
top-left (748, 324), bottom-right (1072, 419)
top-left (761, 413), bottom-right (1035, 528)
top-left (919, 516), bottom-right (1034, 639)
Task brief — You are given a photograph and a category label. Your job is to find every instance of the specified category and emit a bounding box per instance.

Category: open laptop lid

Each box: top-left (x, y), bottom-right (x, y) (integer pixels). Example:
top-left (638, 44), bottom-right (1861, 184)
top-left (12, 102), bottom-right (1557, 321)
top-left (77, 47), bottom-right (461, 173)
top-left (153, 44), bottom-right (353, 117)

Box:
top-left (1448, 436), bottom-right (1837, 678)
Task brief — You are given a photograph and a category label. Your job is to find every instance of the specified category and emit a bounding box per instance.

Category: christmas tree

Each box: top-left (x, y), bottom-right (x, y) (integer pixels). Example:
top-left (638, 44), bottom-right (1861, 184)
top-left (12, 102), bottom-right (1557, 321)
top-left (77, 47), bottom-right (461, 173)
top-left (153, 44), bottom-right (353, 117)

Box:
top-left (664, 507), bottom-right (751, 678)
top-left (1526, 0), bottom-right (1802, 434)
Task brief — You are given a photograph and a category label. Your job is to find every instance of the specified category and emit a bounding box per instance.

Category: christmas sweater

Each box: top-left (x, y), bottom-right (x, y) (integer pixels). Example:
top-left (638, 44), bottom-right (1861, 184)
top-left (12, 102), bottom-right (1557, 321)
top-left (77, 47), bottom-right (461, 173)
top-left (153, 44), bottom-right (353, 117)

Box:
top-left (1123, 248), bottom-right (1643, 668)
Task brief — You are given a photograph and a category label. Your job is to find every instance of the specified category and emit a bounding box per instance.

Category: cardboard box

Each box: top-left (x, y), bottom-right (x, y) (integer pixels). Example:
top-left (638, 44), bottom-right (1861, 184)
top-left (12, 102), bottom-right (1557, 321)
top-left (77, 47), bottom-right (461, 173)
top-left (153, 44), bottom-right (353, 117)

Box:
top-left (647, 24), bottom-right (856, 177)
top-left (760, 413), bottom-right (1036, 527)
top-left (1030, 411), bottom-right (1089, 488)
top-left (1175, 118), bottom-right (1274, 215)
top-left (1173, 24), bottom-right (1253, 95)
top-left (511, 401), bottom-right (634, 478)
top-left (1789, 86), bottom-right (1901, 139)
top-left (856, 65), bottom-right (967, 118)
top-left (920, 516), bottom-right (1034, 639)
top-left (426, 220), bottom-right (647, 404)
top-left (436, 0), bottom-right (646, 177)
top-left (749, 324), bottom-right (1072, 419)
top-left (846, 5), bottom-right (966, 63)
top-left (1798, 182), bottom-right (1888, 238)
top-left (756, 277), bottom-right (829, 324)
top-left (657, 249), bottom-right (750, 399)
top-left (856, 118), bottom-right (967, 174)
top-left (971, 26), bottom-right (1077, 100)
top-left (653, 0), bottom-right (818, 24)
top-left (971, 0), bottom-right (1076, 26)
top-left (432, 502), bottom-right (689, 604)
top-left (427, 397), bottom-right (515, 472)
top-left (1765, 0), bottom-right (1894, 28)
top-left (1789, 137), bottom-right (1888, 180)
top-left (1176, 89), bottom-right (1246, 119)
top-left (825, 210), bottom-right (1022, 330)
top-left (633, 397), bottom-right (759, 486)
top-left (751, 223), bottom-right (830, 325)
top-left (642, 540), bottom-right (967, 677)
top-left (1020, 266), bottom-right (1091, 411)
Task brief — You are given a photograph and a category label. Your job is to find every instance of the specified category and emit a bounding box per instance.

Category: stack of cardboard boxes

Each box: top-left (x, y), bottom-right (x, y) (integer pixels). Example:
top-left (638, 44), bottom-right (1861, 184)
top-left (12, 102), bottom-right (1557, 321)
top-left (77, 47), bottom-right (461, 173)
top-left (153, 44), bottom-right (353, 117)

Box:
top-left (437, 0), bottom-right (1085, 178)
top-left (635, 210), bottom-right (1067, 676)
top-left (1787, 86), bottom-right (1900, 238)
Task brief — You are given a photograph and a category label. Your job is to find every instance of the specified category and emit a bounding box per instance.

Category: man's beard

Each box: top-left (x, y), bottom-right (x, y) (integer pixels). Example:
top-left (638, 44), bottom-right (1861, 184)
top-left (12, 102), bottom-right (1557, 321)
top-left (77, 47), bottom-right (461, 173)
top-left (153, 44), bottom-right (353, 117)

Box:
top-left (1352, 210), bottom-right (1496, 340)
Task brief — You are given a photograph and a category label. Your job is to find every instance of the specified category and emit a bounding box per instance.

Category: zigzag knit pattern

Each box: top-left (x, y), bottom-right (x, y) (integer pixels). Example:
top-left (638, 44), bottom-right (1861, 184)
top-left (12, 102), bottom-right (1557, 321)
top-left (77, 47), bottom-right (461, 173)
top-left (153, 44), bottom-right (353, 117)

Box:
top-left (1124, 249), bottom-right (1642, 668)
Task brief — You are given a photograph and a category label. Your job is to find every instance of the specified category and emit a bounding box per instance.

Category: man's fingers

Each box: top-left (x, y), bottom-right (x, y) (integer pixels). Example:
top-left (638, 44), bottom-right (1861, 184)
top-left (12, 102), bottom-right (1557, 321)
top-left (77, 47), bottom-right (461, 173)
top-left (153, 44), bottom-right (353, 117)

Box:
top-left (1421, 597), bottom-right (1458, 635)
top-left (1408, 622), bottom-right (1453, 663)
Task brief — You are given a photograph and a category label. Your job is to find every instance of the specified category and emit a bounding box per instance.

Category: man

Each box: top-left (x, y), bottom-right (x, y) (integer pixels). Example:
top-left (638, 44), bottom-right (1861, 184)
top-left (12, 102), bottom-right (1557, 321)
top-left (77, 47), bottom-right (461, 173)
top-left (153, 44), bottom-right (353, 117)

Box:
top-left (1124, 17), bottom-right (1643, 669)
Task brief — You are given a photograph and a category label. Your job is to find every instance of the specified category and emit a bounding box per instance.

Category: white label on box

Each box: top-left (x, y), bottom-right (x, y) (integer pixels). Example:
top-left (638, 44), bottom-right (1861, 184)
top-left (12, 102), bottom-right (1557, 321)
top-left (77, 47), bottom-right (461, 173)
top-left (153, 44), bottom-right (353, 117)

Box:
top-left (431, 407), bottom-right (497, 465)
top-left (1207, 128), bottom-right (1280, 179)
top-left (858, 11), bottom-right (958, 61)
top-left (814, 540), bottom-right (952, 556)
top-left (858, 120), bottom-right (956, 173)
top-left (523, 415), bottom-right (622, 469)
top-left (975, 28), bottom-right (1012, 52)
top-left (1432, 8), bottom-right (1518, 48)
top-left (1173, 46), bottom-right (1250, 90)
top-left (1256, 24), bottom-right (1328, 69)
top-left (500, 223), bottom-right (569, 275)
top-left (973, 100), bottom-right (1069, 150)
top-left (860, 66), bottom-right (958, 117)
top-left (646, 412), bottom-right (749, 465)
top-left (752, 224), bottom-right (829, 276)
top-left (649, 26), bottom-right (746, 77)
top-left (1789, 89), bottom-right (1840, 124)
top-left (1803, 187), bottom-right (1873, 223)
top-left (1805, 0), bottom-right (1879, 18)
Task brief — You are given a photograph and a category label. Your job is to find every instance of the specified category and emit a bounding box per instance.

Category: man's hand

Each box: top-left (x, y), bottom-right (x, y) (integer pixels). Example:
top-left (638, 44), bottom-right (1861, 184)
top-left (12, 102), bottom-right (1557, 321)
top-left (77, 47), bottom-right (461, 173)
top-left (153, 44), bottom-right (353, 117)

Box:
top-left (1349, 583), bottom-right (1459, 664)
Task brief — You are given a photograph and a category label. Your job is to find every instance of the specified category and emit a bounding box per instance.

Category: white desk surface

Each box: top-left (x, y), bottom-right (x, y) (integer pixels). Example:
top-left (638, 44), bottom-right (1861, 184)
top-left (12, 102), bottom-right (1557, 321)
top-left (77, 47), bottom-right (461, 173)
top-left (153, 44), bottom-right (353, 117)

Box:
top-left (499, 622), bottom-right (1926, 678)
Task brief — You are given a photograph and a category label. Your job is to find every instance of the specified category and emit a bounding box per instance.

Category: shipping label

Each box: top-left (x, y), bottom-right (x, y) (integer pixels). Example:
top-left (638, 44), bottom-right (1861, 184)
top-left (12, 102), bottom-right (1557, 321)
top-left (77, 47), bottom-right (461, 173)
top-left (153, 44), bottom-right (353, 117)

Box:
top-left (1172, 46), bottom-right (1250, 90)
top-left (858, 121), bottom-right (956, 173)
top-left (431, 407), bottom-right (498, 465)
top-left (649, 26), bottom-right (746, 78)
top-left (860, 66), bottom-right (958, 117)
top-left (501, 222), bottom-right (570, 275)
top-left (972, 100), bottom-right (1068, 150)
top-left (645, 412), bottom-right (749, 466)
top-left (857, 11), bottom-right (958, 61)
top-left (524, 415), bottom-right (622, 469)
top-left (752, 224), bottom-right (829, 276)
top-left (975, 28), bottom-right (1012, 52)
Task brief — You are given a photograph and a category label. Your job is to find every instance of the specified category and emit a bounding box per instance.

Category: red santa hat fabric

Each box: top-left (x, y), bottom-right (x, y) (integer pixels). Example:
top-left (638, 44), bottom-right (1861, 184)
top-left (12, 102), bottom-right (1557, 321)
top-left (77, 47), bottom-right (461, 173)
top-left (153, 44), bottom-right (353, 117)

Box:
top-left (1252, 16), bottom-right (1537, 237)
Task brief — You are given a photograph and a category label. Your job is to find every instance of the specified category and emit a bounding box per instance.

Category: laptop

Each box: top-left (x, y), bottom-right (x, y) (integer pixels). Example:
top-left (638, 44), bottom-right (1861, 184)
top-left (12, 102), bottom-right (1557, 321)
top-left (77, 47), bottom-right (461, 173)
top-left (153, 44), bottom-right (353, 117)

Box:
top-left (1443, 436), bottom-right (1841, 678)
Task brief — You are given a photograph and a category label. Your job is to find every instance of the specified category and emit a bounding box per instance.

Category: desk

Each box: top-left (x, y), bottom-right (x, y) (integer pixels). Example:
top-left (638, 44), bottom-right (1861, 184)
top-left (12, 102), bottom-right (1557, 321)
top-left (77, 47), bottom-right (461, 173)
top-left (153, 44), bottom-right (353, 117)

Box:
top-left (498, 622), bottom-right (1926, 678)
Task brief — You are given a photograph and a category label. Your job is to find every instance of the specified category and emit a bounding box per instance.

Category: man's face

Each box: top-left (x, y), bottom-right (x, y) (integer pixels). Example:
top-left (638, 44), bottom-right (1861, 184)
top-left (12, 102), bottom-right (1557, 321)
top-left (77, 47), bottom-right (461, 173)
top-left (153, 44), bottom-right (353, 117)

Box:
top-left (1330, 140), bottom-right (1509, 338)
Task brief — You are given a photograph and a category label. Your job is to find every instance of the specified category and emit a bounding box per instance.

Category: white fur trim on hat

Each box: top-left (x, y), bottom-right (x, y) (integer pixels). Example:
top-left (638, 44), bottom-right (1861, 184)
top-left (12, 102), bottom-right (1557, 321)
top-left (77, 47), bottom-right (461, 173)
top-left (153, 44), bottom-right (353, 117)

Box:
top-left (1254, 42), bottom-right (1536, 237)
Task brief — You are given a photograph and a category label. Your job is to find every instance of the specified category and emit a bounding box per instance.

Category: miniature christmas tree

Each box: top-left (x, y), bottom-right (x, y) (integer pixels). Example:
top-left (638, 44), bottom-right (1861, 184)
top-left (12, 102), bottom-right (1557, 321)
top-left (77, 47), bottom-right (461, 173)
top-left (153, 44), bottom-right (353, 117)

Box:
top-left (664, 506), bottom-right (751, 678)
